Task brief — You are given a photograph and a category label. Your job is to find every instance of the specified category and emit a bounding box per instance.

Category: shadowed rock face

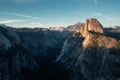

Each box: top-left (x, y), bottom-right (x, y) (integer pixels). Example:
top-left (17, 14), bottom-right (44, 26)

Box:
top-left (57, 18), bottom-right (120, 80)
top-left (0, 26), bottom-right (72, 80)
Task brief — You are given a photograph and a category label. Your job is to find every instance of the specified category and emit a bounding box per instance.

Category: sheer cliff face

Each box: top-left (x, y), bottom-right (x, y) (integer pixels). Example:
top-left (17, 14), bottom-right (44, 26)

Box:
top-left (0, 27), bottom-right (20, 50)
top-left (0, 26), bottom-right (72, 80)
top-left (75, 18), bottom-right (120, 48)
top-left (86, 18), bottom-right (104, 34)
top-left (57, 18), bottom-right (120, 80)
top-left (79, 18), bottom-right (104, 37)
top-left (0, 27), bottom-right (39, 80)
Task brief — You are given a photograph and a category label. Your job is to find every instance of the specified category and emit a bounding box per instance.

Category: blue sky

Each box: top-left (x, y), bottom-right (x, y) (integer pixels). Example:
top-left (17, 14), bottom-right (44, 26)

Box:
top-left (0, 0), bottom-right (120, 28)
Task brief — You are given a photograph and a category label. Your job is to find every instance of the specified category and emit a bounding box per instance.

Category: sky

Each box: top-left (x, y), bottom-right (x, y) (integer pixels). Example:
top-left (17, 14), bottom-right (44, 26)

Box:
top-left (0, 0), bottom-right (120, 28)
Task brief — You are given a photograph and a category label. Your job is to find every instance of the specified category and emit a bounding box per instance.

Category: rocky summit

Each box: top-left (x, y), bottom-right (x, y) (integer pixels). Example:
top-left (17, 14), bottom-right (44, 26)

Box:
top-left (57, 18), bottom-right (120, 80)
top-left (78, 18), bottom-right (104, 38)
top-left (78, 18), bottom-right (119, 48)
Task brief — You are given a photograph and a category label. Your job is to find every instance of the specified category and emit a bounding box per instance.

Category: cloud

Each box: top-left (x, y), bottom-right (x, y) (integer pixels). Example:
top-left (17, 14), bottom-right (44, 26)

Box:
top-left (0, 18), bottom-right (44, 28)
top-left (74, 12), bottom-right (118, 22)
top-left (94, 12), bottom-right (119, 22)
top-left (10, 22), bottom-right (43, 28)
top-left (95, 12), bottom-right (103, 16)
top-left (94, 12), bottom-right (120, 26)
top-left (94, 0), bottom-right (98, 4)
top-left (0, 0), bottom-right (37, 3)
top-left (0, 19), bottom-right (24, 24)
top-left (12, 0), bottom-right (35, 2)
top-left (31, 22), bottom-right (42, 27)
top-left (74, 12), bottom-right (94, 15)
top-left (0, 11), bottom-right (42, 20)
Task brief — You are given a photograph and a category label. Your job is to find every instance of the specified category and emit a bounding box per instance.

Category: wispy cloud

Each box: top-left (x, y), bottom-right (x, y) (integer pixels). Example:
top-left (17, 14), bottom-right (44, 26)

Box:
top-left (10, 22), bottom-right (43, 28)
top-left (74, 11), bottom-right (120, 26)
top-left (94, 12), bottom-right (120, 22)
top-left (94, 12), bottom-right (120, 26)
top-left (0, 11), bottom-right (42, 19)
top-left (12, 0), bottom-right (36, 2)
top-left (0, 19), bottom-right (25, 24)
top-left (0, 0), bottom-right (37, 3)
top-left (74, 12), bottom-right (94, 15)
top-left (0, 11), bottom-right (46, 28)
top-left (30, 22), bottom-right (42, 27)
top-left (94, 0), bottom-right (98, 4)
top-left (95, 12), bottom-right (102, 16)
top-left (74, 12), bottom-right (117, 22)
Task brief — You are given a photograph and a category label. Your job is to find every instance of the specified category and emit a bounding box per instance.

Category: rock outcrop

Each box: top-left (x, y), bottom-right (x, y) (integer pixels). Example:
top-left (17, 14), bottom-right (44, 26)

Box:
top-left (73, 18), bottom-right (120, 48)
top-left (57, 18), bottom-right (120, 80)
top-left (78, 18), bottom-right (104, 37)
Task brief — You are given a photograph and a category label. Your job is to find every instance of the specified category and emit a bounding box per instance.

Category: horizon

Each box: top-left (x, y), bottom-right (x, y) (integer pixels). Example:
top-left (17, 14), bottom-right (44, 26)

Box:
top-left (0, 0), bottom-right (120, 28)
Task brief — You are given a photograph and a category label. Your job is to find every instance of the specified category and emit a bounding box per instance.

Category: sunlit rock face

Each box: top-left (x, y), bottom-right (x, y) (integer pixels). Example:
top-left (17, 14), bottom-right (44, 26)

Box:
top-left (0, 26), bottom-right (39, 80)
top-left (57, 18), bottom-right (120, 80)
top-left (79, 18), bottom-right (104, 37)
top-left (73, 18), bottom-right (105, 48)
top-left (86, 18), bottom-right (104, 34)
top-left (74, 18), bottom-right (120, 48)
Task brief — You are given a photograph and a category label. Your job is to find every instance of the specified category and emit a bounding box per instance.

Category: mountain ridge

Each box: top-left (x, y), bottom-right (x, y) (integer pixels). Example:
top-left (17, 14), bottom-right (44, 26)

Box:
top-left (0, 18), bottom-right (120, 80)
top-left (57, 18), bottom-right (120, 80)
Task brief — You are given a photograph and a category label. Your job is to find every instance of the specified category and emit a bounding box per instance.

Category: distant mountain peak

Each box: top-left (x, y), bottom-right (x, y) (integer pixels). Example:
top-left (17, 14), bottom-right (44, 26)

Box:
top-left (74, 22), bottom-right (82, 25)
top-left (66, 22), bottom-right (84, 31)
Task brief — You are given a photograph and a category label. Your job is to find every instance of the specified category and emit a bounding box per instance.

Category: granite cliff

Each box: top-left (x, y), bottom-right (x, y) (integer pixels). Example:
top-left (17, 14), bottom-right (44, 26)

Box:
top-left (57, 18), bottom-right (120, 80)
